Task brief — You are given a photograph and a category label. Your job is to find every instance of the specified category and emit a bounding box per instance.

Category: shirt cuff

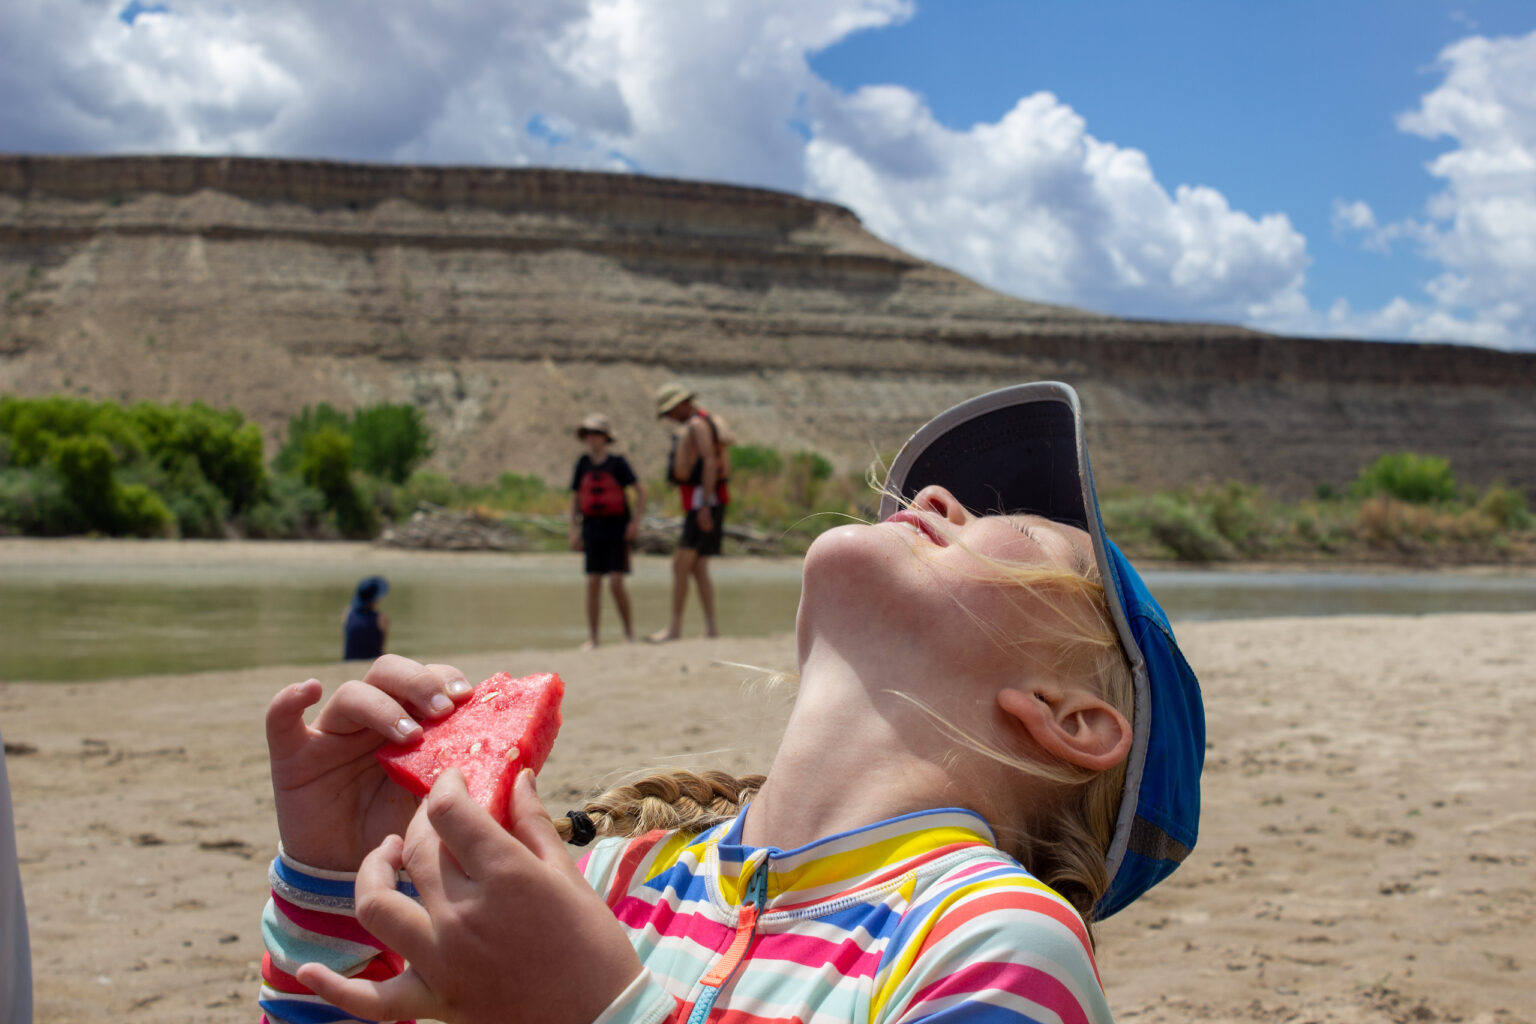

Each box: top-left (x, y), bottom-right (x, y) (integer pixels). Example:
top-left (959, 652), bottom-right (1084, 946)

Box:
top-left (271, 844), bottom-right (418, 913)
top-left (589, 968), bottom-right (680, 1024)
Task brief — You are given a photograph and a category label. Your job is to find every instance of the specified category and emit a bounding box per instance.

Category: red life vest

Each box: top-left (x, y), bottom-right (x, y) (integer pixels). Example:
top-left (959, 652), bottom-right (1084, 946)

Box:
top-left (577, 465), bottom-right (627, 518)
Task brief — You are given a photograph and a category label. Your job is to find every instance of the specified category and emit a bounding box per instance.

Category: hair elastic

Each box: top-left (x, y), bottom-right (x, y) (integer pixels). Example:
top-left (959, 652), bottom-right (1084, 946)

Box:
top-left (564, 810), bottom-right (597, 846)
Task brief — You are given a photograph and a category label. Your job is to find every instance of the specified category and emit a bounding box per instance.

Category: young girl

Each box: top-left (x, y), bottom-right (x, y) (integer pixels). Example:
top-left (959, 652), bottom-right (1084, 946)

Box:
top-left (259, 381), bottom-right (1204, 1024)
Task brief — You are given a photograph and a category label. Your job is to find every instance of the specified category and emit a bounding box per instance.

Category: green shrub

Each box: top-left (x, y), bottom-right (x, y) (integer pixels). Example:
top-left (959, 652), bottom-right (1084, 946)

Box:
top-left (240, 475), bottom-right (328, 538)
top-left (50, 434), bottom-right (120, 531)
top-left (402, 469), bottom-right (463, 510)
top-left (114, 483), bottom-right (174, 538)
top-left (351, 403), bottom-right (433, 484)
top-left (276, 402), bottom-right (433, 486)
top-left (296, 426), bottom-right (375, 536)
top-left (161, 460), bottom-right (230, 538)
top-left (1146, 494), bottom-right (1232, 562)
top-left (1204, 481), bottom-right (1268, 555)
top-left (114, 401), bottom-right (265, 513)
top-left (0, 395), bottom-right (144, 467)
top-left (1352, 452), bottom-right (1458, 504)
top-left (0, 467), bottom-right (85, 536)
top-left (731, 445), bottom-right (783, 476)
top-left (274, 403), bottom-right (350, 477)
top-left (1476, 483), bottom-right (1533, 530)
top-left (785, 451), bottom-right (834, 507)
top-left (490, 472), bottom-right (550, 509)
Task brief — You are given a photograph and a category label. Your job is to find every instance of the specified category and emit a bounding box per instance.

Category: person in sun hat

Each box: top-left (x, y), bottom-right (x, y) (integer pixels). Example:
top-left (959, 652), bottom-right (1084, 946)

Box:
top-left (341, 575), bottom-right (390, 661)
top-left (568, 412), bottom-right (647, 648)
top-left (259, 380), bottom-right (1204, 1024)
top-left (649, 380), bottom-right (733, 643)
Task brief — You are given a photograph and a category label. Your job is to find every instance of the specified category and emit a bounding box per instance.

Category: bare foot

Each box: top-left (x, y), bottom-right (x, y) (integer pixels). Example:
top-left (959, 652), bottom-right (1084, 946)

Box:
top-left (647, 629), bottom-right (679, 644)
top-left (579, 639), bottom-right (598, 651)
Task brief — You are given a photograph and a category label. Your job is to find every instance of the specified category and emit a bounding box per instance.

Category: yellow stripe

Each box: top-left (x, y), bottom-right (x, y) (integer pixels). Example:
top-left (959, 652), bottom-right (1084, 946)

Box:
top-left (869, 873), bottom-right (1059, 1019)
top-left (775, 826), bottom-right (988, 894)
top-left (639, 830), bottom-right (710, 885)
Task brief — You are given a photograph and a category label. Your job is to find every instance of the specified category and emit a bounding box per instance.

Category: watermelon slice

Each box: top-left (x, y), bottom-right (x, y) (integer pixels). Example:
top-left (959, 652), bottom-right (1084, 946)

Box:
top-left (375, 671), bottom-right (564, 827)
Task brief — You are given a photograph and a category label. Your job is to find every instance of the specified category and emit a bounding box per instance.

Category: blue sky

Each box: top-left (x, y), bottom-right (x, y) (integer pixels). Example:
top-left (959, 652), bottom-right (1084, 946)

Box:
top-left (3, 1), bottom-right (1534, 349)
top-left (810, 0), bottom-right (1536, 334)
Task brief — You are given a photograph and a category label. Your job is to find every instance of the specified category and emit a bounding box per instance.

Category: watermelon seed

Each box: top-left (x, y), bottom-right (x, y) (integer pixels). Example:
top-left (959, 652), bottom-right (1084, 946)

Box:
top-left (470, 742), bottom-right (483, 755)
top-left (505, 745), bottom-right (520, 762)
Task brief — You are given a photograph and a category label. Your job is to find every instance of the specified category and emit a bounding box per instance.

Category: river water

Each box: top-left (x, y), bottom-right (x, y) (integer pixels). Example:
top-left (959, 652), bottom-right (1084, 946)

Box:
top-left (2, 549), bottom-right (1533, 682)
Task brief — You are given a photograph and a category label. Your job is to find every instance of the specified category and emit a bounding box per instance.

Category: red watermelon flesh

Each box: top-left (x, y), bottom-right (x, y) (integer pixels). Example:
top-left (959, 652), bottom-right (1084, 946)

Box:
top-left (375, 671), bottom-right (564, 827)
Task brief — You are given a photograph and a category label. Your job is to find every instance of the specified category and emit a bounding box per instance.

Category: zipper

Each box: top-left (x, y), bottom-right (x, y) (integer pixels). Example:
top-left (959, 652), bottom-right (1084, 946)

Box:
top-left (686, 862), bottom-right (770, 1024)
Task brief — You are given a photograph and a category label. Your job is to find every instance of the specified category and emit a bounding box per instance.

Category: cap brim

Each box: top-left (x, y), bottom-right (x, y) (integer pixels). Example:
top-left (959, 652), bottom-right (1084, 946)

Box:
top-left (878, 381), bottom-right (1150, 910)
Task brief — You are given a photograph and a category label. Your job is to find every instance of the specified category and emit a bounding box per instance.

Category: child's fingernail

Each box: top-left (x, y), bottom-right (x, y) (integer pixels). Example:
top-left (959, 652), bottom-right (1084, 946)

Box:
top-left (446, 677), bottom-right (473, 696)
top-left (428, 693), bottom-right (453, 714)
top-left (393, 718), bottom-right (420, 740)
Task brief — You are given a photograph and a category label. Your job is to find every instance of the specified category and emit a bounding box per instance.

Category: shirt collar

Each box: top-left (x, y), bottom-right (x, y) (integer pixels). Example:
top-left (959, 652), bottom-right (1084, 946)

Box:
top-left (708, 806), bottom-right (998, 910)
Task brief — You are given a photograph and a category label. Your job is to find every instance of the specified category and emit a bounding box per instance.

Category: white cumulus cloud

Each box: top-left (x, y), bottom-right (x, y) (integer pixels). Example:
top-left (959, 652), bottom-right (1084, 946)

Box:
top-left (804, 87), bottom-right (1309, 324)
top-left (0, 0), bottom-right (1391, 343)
top-left (1330, 29), bottom-right (1536, 349)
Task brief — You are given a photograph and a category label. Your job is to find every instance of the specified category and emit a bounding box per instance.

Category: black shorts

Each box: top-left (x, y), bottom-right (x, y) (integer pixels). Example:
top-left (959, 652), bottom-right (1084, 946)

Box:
top-left (581, 516), bottom-right (631, 575)
top-left (679, 504), bottom-right (726, 556)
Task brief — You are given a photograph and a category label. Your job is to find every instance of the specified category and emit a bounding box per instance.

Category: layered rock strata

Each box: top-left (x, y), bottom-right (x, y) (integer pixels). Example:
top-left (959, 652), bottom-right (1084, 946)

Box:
top-left (2, 154), bottom-right (1532, 498)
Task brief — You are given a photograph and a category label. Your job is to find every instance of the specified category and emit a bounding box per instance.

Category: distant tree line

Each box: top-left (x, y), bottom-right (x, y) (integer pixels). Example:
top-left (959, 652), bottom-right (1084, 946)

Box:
top-left (0, 393), bottom-right (1529, 564)
top-left (0, 395), bottom-right (431, 539)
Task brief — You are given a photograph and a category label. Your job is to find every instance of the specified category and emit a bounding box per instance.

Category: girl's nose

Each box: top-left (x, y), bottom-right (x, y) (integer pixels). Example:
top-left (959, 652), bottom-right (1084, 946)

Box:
top-left (911, 485), bottom-right (970, 525)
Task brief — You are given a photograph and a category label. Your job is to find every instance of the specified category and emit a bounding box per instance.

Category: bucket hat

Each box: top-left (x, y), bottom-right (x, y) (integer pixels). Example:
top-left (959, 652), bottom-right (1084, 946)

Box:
top-left (878, 381), bottom-right (1205, 919)
top-left (654, 381), bottom-right (696, 418)
top-left (352, 575), bottom-right (389, 609)
top-left (576, 413), bottom-right (615, 441)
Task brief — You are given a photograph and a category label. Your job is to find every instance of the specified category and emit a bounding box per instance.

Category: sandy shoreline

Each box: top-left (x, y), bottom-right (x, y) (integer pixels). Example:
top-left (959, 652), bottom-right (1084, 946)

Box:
top-left (6, 535), bottom-right (1535, 576)
top-left (3, 610), bottom-right (1533, 1023)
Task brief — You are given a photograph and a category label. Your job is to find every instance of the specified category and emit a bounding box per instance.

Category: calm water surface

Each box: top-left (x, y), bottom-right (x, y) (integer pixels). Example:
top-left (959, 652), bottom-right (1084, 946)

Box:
top-left (2, 549), bottom-right (1533, 681)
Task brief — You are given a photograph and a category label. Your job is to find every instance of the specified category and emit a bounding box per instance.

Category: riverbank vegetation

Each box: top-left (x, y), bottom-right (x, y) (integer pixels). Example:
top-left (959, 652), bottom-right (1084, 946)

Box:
top-left (1, 395), bottom-right (1531, 566)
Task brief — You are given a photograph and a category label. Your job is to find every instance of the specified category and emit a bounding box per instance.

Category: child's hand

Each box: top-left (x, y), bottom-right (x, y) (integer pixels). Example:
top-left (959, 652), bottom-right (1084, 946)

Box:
top-left (569, 527), bottom-right (582, 551)
top-left (298, 768), bottom-right (644, 1024)
top-left (266, 656), bottom-right (474, 871)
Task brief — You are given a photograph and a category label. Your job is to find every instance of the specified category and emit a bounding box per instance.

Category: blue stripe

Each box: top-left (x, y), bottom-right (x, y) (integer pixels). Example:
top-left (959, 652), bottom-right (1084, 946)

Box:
top-left (271, 856), bottom-right (419, 900)
top-left (272, 858), bottom-right (355, 899)
top-left (258, 996), bottom-right (379, 1024)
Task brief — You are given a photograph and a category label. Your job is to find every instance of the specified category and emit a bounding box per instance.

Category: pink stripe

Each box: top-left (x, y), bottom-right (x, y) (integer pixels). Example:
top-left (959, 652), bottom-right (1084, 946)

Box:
top-left (271, 892), bottom-right (387, 949)
top-left (752, 932), bottom-right (881, 978)
top-left (613, 895), bottom-right (735, 952)
top-left (909, 960), bottom-right (1090, 1024)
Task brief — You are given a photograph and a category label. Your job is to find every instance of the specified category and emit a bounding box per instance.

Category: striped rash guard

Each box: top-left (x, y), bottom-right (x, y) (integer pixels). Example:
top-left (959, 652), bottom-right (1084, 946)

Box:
top-left (259, 808), bottom-right (1115, 1024)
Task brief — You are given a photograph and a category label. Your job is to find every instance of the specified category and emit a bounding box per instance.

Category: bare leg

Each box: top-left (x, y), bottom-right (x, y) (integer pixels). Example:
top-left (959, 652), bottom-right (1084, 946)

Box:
top-left (609, 573), bottom-right (636, 641)
top-left (692, 554), bottom-right (718, 638)
top-left (649, 546), bottom-right (698, 642)
top-left (582, 574), bottom-right (602, 649)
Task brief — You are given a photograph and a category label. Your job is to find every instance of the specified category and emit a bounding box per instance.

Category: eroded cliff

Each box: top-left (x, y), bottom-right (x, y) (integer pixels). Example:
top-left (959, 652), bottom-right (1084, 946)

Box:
top-left (2, 154), bottom-right (1532, 498)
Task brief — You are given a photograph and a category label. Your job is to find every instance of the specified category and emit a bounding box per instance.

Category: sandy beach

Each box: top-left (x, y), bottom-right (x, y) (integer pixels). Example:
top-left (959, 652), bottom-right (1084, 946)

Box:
top-left (2, 590), bottom-right (1533, 1021)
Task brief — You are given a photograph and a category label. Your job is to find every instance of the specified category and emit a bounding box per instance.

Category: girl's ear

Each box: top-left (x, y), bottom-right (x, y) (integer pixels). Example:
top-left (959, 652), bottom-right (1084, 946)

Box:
top-left (997, 685), bottom-right (1131, 772)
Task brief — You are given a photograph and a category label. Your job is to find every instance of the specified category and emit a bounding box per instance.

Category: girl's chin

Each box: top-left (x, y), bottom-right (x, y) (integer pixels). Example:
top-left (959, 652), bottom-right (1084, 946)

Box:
top-left (803, 521), bottom-right (901, 573)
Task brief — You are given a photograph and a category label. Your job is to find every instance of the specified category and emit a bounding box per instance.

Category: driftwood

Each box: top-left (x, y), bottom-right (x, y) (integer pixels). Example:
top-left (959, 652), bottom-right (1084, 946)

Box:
top-left (376, 510), bottom-right (532, 552)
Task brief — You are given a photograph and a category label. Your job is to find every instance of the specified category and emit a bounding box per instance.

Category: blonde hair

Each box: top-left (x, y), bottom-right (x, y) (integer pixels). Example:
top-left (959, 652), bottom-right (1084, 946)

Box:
top-left (553, 769), bottom-right (764, 841)
top-left (552, 501), bottom-right (1134, 932)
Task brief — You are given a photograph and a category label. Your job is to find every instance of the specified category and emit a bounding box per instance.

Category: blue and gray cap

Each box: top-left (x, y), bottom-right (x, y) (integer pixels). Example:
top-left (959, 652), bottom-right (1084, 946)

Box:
top-left (878, 381), bottom-right (1205, 919)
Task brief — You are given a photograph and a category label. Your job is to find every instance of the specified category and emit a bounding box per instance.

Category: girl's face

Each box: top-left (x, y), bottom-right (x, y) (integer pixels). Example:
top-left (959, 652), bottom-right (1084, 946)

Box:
top-left (798, 485), bottom-right (1099, 682)
top-left (582, 431), bottom-right (609, 457)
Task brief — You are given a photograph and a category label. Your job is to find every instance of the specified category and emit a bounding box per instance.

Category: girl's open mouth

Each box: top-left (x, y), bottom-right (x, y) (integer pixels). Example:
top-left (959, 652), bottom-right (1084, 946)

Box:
top-left (885, 511), bottom-right (947, 547)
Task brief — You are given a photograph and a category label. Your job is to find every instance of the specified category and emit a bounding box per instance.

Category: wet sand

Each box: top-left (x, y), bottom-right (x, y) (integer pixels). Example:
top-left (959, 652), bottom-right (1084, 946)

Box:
top-left (1, 569), bottom-right (1531, 1020)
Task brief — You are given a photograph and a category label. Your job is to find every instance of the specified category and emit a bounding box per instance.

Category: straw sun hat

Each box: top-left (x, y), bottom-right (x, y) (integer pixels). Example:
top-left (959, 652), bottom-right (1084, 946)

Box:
top-left (575, 413), bottom-right (615, 441)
